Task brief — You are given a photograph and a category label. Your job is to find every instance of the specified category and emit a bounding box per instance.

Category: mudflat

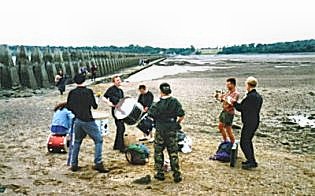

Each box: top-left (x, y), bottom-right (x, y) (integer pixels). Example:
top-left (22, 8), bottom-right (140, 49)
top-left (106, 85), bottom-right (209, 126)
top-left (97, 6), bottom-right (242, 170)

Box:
top-left (0, 54), bottom-right (314, 195)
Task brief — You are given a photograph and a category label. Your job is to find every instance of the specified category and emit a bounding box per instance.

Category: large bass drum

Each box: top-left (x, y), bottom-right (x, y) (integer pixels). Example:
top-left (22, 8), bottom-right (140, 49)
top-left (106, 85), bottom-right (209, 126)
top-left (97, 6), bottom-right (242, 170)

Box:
top-left (114, 97), bottom-right (144, 125)
top-left (136, 114), bottom-right (154, 135)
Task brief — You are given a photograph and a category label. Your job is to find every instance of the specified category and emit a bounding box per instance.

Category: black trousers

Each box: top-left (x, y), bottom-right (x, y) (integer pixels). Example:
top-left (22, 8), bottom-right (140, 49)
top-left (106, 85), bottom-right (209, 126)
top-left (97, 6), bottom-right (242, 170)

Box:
top-left (240, 122), bottom-right (259, 163)
top-left (113, 117), bottom-right (125, 151)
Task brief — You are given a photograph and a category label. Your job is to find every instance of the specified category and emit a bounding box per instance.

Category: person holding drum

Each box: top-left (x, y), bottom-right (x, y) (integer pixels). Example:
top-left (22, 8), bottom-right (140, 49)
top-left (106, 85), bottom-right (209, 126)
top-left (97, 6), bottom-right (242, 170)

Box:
top-left (147, 82), bottom-right (185, 183)
top-left (67, 73), bottom-right (109, 173)
top-left (102, 75), bottom-right (126, 153)
top-left (137, 84), bottom-right (154, 141)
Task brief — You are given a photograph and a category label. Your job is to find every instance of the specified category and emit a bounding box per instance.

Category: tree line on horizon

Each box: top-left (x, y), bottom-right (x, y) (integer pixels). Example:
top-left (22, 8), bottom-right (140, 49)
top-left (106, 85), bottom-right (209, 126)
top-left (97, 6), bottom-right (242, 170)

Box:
top-left (7, 44), bottom-right (196, 56)
top-left (218, 39), bottom-right (315, 54)
top-left (6, 39), bottom-right (315, 56)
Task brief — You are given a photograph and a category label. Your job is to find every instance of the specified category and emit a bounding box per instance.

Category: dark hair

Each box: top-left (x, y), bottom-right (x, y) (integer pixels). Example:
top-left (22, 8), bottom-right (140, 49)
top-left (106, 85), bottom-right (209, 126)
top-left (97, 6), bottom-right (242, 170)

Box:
top-left (74, 73), bottom-right (86, 84)
top-left (54, 102), bottom-right (67, 112)
top-left (138, 85), bottom-right (146, 90)
top-left (227, 78), bottom-right (236, 86)
top-left (159, 82), bottom-right (172, 95)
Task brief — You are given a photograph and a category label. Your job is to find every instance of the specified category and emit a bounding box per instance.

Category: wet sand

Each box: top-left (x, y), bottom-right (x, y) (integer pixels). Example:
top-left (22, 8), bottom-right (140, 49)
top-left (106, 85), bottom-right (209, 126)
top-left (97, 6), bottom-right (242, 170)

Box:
top-left (0, 55), bottom-right (314, 195)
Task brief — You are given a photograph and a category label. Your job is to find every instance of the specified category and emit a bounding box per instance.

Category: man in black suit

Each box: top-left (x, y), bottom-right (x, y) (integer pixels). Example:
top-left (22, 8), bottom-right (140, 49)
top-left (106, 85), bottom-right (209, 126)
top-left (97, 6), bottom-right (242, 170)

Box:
top-left (232, 76), bottom-right (263, 169)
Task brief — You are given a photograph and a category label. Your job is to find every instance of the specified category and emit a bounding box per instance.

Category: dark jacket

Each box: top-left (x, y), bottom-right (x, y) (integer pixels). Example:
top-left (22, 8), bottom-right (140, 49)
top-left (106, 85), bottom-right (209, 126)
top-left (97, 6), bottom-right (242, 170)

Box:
top-left (67, 86), bottom-right (97, 122)
top-left (104, 85), bottom-right (124, 116)
top-left (148, 96), bottom-right (185, 132)
top-left (138, 91), bottom-right (154, 108)
top-left (234, 89), bottom-right (263, 126)
top-left (104, 85), bottom-right (124, 105)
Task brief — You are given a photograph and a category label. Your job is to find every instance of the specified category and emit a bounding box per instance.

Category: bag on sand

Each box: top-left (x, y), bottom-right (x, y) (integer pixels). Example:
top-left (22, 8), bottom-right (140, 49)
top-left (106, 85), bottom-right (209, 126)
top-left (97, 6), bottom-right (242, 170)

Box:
top-left (210, 141), bottom-right (233, 162)
top-left (177, 130), bottom-right (192, 153)
top-left (125, 144), bottom-right (149, 165)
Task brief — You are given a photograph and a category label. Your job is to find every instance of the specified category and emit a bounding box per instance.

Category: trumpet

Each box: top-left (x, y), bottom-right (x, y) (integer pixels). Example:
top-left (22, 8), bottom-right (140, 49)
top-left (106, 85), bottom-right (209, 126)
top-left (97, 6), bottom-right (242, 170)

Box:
top-left (214, 90), bottom-right (224, 101)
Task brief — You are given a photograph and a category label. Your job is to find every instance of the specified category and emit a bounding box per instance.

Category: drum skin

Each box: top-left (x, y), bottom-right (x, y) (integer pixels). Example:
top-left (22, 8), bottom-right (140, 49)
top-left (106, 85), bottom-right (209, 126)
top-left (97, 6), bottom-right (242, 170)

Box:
top-left (47, 134), bottom-right (68, 153)
top-left (114, 97), bottom-right (144, 125)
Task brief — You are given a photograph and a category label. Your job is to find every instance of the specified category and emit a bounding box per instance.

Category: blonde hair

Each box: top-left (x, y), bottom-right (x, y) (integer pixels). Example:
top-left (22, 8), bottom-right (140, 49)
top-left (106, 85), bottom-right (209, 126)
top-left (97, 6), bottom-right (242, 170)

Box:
top-left (112, 75), bottom-right (120, 83)
top-left (246, 76), bottom-right (258, 87)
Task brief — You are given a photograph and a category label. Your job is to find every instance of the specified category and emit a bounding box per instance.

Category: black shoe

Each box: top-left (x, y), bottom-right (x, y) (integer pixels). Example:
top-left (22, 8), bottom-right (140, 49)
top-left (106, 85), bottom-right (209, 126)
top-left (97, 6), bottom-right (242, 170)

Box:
top-left (242, 162), bottom-right (258, 170)
top-left (71, 165), bottom-right (80, 172)
top-left (154, 173), bottom-right (165, 181)
top-left (133, 175), bottom-right (151, 185)
top-left (242, 160), bottom-right (250, 165)
top-left (174, 176), bottom-right (182, 183)
top-left (93, 162), bottom-right (110, 173)
top-left (173, 172), bottom-right (182, 183)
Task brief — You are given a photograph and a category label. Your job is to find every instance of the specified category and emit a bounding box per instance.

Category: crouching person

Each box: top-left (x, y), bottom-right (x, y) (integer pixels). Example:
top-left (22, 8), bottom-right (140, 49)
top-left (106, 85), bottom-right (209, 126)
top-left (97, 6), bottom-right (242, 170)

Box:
top-left (67, 73), bottom-right (109, 173)
top-left (51, 102), bottom-right (74, 135)
top-left (147, 83), bottom-right (185, 183)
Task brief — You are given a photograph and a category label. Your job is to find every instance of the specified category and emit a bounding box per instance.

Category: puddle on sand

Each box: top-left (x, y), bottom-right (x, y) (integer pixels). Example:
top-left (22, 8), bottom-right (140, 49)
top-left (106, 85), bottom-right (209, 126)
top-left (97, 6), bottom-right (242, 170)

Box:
top-left (287, 115), bottom-right (315, 128)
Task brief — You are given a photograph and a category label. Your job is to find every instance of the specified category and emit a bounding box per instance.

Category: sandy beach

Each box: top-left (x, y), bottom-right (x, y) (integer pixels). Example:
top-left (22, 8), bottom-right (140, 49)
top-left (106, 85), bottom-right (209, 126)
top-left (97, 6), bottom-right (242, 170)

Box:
top-left (0, 54), bottom-right (314, 195)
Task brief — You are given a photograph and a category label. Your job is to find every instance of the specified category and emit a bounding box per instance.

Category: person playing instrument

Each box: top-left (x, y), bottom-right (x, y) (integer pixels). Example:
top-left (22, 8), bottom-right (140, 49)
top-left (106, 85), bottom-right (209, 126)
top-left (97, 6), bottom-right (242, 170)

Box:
top-left (215, 78), bottom-right (240, 144)
top-left (137, 84), bottom-right (154, 141)
top-left (67, 73), bottom-right (109, 173)
top-left (50, 102), bottom-right (74, 135)
top-left (102, 75), bottom-right (126, 153)
top-left (147, 82), bottom-right (185, 183)
top-left (232, 76), bottom-right (263, 169)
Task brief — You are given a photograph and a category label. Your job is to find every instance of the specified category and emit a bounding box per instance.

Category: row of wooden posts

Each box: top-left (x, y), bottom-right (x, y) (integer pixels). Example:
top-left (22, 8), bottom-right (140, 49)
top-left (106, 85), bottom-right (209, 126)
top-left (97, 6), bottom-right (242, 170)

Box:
top-left (0, 45), bottom-right (158, 89)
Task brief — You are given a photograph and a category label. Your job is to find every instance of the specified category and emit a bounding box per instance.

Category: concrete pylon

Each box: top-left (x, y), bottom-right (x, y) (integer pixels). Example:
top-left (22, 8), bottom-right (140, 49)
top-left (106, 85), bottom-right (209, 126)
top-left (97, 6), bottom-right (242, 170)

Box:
top-left (97, 59), bottom-right (104, 76)
top-left (31, 47), bottom-right (50, 88)
top-left (105, 58), bottom-right (111, 73)
top-left (64, 62), bottom-right (75, 81)
top-left (0, 63), bottom-right (3, 88)
top-left (101, 59), bottom-right (107, 75)
top-left (53, 49), bottom-right (63, 64)
top-left (16, 46), bottom-right (38, 89)
top-left (45, 62), bottom-right (57, 84)
top-left (0, 45), bottom-right (14, 66)
top-left (43, 47), bottom-right (54, 65)
top-left (62, 50), bottom-right (75, 80)
top-left (62, 50), bottom-right (71, 62)
top-left (72, 61), bottom-right (79, 75)
top-left (0, 45), bottom-right (20, 89)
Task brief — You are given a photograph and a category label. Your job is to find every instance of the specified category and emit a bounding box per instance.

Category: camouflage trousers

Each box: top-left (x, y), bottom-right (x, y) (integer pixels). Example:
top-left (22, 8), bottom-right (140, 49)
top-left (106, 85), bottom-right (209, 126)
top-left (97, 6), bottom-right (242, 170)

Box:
top-left (154, 129), bottom-right (180, 176)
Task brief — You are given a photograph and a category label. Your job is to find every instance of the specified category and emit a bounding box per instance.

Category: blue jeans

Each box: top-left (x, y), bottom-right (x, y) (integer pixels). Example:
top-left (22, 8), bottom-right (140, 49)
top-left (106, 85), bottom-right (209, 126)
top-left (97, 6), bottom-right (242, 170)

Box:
top-left (51, 125), bottom-right (69, 135)
top-left (71, 119), bottom-right (103, 166)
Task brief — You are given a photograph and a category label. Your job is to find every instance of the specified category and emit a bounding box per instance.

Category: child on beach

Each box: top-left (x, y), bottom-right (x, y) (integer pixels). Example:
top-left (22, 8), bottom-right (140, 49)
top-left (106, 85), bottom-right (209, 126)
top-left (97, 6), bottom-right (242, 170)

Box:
top-left (50, 102), bottom-right (74, 135)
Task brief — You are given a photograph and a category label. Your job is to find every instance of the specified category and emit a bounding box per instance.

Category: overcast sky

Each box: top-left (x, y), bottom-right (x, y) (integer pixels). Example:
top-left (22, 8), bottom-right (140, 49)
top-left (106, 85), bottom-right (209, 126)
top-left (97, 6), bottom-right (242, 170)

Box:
top-left (0, 0), bottom-right (314, 48)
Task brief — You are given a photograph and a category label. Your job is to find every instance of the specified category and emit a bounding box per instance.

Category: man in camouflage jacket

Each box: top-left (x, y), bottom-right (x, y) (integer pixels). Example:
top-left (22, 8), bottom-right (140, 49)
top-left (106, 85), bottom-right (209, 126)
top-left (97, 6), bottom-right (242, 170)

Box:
top-left (148, 83), bottom-right (185, 183)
